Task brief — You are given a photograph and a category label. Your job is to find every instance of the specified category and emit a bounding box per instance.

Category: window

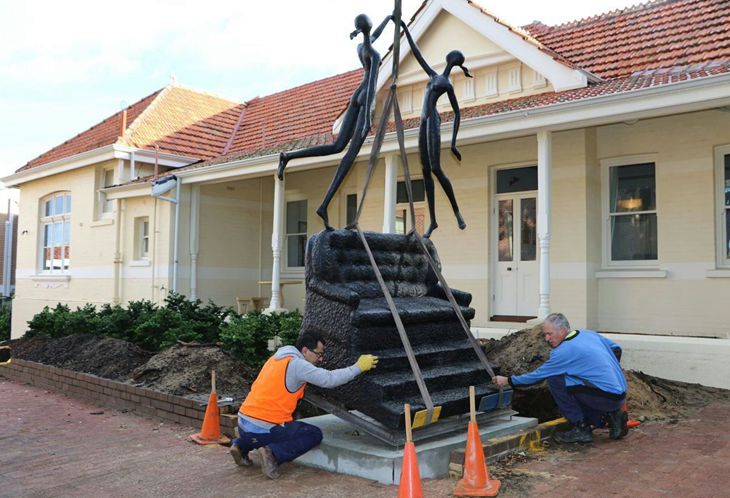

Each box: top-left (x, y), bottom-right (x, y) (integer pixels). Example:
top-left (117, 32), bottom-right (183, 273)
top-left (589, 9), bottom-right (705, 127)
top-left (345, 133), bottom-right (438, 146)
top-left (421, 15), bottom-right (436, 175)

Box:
top-left (286, 200), bottom-right (307, 268)
top-left (607, 162), bottom-right (657, 263)
top-left (40, 192), bottom-right (71, 272)
top-left (346, 194), bottom-right (358, 226)
top-left (715, 148), bottom-right (730, 267)
top-left (100, 168), bottom-right (114, 216)
top-left (135, 217), bottom-right (150, 260)
top-left (396, 179), bottom-right (425, 234)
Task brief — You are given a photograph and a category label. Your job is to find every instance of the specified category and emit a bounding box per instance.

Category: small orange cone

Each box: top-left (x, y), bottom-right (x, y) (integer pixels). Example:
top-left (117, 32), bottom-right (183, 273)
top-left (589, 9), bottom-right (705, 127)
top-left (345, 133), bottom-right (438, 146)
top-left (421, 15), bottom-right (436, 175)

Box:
top-left (454, 386), bottom-right (501, 497)
top-left (190, 371), bottom-right (230, 445)
top-left (398, 404), bottom-right (424, 498)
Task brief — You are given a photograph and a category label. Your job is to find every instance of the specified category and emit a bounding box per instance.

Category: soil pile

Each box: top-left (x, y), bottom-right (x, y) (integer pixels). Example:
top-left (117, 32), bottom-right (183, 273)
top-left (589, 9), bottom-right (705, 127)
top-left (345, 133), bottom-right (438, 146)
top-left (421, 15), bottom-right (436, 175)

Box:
top-left (12, 334), bottom-right (151, 380)
top-left (131, 344), bottom-right (253, 400)
top-left (483, 326), bottom-right (730, 422)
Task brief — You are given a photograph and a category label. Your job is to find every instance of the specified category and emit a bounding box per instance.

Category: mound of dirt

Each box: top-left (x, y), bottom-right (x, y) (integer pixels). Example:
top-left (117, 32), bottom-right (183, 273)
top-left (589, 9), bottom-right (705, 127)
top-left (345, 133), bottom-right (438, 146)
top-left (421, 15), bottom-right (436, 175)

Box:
top-left (12, 334), bottom-right (151, 380)
top-left (483, 326), bottom-right (730, 422)
top-left (131, 344), bottom-right (254, 400)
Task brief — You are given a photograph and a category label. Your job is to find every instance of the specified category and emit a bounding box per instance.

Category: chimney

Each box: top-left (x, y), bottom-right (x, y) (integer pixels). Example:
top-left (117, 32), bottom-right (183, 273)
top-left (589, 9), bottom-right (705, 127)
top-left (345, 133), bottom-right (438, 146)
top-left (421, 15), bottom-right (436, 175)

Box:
top-left (120, 109), bottom-right (128, 137)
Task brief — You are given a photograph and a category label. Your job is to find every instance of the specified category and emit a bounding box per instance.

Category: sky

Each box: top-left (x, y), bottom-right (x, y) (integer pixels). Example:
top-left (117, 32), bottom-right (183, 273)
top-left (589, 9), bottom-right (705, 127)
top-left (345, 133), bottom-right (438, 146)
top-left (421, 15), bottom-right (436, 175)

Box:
top-left (0, 0), bottom-right (636, 180)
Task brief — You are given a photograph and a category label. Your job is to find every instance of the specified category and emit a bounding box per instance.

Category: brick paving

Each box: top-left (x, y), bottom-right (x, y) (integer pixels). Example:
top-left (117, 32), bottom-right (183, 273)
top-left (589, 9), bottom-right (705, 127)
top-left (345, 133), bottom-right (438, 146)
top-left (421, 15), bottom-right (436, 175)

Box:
top-left (2, 377), bottom-right (729, 497)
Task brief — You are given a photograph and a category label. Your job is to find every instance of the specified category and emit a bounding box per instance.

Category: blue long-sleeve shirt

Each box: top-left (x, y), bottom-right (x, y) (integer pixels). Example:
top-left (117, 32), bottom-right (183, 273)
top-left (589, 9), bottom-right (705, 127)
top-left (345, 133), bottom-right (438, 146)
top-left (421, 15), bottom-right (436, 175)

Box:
top-left (509, 330), bottom-right (627, 398)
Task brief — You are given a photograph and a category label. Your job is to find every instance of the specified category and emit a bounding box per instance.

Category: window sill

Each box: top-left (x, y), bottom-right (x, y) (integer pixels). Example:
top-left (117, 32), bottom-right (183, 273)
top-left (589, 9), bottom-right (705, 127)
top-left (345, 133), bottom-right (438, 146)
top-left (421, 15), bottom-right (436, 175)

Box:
top-left (30, 274), bottom-right (71, 282)
top-left (706, 269), bottom-right (730, 278)
top-left (595, 270), bottom-right (668, 279)
top-left (129, 260), bottom-right (150, 267)
top-left (90, 218), bottom-right (114, 227)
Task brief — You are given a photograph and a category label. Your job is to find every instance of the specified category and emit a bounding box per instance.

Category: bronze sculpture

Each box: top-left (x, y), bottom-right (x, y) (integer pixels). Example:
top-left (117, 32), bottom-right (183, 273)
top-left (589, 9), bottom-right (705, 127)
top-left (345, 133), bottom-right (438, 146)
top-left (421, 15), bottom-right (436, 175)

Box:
top-left (277, 14), bottom-right (393, 230)
top-left (400, 21), bottom-right (471, 238)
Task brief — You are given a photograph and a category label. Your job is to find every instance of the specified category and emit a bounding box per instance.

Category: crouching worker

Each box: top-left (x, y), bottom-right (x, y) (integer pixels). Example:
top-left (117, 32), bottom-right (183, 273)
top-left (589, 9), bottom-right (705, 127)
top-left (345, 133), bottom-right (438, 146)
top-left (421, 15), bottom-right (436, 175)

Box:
top-left (230, 330), bottom-right (378, 478)
top-left (493, 312), bottom-right (628, 444)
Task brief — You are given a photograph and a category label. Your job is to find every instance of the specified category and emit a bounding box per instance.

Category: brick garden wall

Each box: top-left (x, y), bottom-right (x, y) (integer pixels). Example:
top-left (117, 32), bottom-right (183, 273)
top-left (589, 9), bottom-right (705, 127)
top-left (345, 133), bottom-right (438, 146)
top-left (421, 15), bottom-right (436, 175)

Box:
top-left (0, 359), bottom-right (238, 436)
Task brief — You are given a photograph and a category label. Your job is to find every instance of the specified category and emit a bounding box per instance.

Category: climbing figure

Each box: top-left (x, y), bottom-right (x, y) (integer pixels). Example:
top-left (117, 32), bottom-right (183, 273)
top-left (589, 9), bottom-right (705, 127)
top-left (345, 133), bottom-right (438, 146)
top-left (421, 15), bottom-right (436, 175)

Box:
top-left (277, 13), bottom-right (393, 230)
top-left (400, 21), bottom-right (471, 238)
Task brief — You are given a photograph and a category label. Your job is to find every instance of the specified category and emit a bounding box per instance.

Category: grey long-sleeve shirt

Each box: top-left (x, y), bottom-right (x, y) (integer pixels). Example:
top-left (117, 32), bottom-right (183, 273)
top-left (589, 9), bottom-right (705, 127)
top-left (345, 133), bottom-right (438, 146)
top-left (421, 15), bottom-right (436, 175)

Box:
top-left (240, 346), bottom-right (361, 431)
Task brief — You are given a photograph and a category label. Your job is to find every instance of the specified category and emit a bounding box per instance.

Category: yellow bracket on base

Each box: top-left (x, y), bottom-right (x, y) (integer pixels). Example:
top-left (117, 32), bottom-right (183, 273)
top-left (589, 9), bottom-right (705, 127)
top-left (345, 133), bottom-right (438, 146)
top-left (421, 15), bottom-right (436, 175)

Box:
top-left (411, 405), bottom-right (442, 429)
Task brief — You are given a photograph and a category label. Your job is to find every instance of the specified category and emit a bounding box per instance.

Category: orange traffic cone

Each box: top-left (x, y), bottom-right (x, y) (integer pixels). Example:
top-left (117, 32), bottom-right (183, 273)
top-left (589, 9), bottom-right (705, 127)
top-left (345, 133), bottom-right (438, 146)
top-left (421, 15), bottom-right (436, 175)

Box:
top-left (190, 371), bottom-right (230, 445)
top-left (454, 386), bottom-right (501, 497)
top-left (398, 404), bottom-right (424, 498)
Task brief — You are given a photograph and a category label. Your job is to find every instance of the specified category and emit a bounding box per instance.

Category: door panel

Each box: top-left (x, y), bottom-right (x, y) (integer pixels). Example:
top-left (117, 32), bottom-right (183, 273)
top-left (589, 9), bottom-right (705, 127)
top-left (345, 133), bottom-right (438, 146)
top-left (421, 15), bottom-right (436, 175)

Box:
top-left (493, 195), bottom-right (538, 318)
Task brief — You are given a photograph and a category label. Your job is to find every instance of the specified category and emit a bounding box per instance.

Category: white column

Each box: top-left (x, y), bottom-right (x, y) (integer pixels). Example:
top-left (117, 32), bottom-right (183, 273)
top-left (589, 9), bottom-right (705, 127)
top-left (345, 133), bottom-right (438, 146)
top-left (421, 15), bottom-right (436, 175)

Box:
top-left (537, 130), bottom-right (552, 319)
top-left (383, 154), bottom-right (398, 233)
top-left (268, 175), bottom-right (286, 312)
top-left (189, 185), bottom-right (200, 300)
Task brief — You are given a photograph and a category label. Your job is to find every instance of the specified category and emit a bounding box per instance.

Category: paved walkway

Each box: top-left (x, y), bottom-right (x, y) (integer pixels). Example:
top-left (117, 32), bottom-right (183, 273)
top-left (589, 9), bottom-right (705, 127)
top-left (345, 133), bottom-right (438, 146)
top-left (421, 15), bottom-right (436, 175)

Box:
top-left (2, 377), bottom-right (728, 497)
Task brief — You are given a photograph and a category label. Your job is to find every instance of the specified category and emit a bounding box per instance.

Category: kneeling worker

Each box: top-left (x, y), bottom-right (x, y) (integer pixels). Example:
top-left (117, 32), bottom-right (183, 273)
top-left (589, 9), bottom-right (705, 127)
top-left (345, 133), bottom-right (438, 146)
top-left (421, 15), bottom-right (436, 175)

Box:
top-left (230, 330), bottom-right (378, 478)
top-left (493, 312), bottom-right (628, 444)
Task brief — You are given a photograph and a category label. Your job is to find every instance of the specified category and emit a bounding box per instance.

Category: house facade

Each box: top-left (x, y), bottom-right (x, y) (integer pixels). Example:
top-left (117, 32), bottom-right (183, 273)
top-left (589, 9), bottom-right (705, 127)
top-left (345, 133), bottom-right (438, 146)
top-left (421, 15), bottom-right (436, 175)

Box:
top-left (5, 0), bottom-right (730, 364)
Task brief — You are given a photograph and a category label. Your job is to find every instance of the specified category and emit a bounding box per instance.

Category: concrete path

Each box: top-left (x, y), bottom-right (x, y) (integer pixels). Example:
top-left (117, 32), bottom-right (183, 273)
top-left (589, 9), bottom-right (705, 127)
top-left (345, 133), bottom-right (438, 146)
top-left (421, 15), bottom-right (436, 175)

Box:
top-left (2, 377), bottom-right (729, 497)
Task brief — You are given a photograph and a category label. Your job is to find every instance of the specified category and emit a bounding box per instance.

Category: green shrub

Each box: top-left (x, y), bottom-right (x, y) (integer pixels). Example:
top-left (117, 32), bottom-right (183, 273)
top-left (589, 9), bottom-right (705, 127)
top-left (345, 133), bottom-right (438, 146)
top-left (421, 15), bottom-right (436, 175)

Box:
top-left (0, 297), bottom-right (11, 341)
top-left (219, 310), bottom-right (302, 369)
top-left (23, 292), bottom-right (233, 352)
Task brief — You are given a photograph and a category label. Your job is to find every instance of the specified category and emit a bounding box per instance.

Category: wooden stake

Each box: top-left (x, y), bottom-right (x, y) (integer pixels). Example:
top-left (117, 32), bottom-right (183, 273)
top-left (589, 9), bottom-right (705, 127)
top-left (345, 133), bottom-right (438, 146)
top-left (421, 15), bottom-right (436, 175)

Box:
top-left (211, 370), bottom-right (216, 393)
top-left (405, 403), bottom-right (413, 443)
top-left (469, 385), bottom-right (476, 423)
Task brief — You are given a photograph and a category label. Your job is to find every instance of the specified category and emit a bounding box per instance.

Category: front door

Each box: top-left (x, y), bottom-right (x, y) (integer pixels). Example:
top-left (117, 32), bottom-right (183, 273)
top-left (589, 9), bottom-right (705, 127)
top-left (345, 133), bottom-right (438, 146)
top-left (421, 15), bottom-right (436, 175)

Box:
top-left (492, 167), bottom-right (538, 320)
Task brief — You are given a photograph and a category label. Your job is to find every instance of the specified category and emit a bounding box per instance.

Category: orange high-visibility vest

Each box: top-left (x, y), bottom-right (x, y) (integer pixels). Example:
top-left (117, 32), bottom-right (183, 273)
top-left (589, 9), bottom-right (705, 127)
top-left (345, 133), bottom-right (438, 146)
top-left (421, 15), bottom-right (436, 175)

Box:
top-left (240, 355), bottom-right (305, 424)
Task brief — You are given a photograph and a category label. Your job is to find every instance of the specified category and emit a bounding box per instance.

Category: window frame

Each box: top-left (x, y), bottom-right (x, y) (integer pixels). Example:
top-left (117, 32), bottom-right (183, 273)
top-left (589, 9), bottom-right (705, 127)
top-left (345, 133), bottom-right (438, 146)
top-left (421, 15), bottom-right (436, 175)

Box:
top-left (39, 192), bottom-right (72, 274)
top-left (134, 216), bottom-right (150, 261)
top-left (284, 197), bottom-right (308, 271)
top-left (98, 166), bottom-right (115, 218)
top-left (601, 154), bottom-right (659, 268)
top-left (395, 177), bottom-right (426, 235)
top-left (714, 145), bottom-right (730, 268)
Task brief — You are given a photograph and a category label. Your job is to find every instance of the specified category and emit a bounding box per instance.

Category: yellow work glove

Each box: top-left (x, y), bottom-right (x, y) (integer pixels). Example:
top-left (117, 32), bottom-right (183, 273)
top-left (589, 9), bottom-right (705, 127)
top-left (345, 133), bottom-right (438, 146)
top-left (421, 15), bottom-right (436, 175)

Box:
top-left (355, 354), bottom-right (379, 372)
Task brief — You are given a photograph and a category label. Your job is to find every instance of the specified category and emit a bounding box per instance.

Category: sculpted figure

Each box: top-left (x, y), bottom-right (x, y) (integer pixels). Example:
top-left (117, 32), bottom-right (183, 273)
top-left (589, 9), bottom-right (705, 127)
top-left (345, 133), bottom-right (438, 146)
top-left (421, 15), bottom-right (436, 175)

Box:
top-left (401, 21), bottom-right (471, 238)
top-left (278, 14), bottom-right (392, 230)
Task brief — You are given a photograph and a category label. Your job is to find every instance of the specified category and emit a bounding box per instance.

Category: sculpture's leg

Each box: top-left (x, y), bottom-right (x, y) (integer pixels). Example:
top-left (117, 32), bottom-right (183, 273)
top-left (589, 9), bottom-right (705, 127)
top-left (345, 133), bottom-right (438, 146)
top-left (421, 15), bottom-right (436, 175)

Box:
top-left (277, 103), bottom-right (359, 180)
top-left (420, 122), bottom-right (438, 238)
top-left (317, 109), bottom-right (368, 230)
top-left (428, 117), bottom-right (466, 231)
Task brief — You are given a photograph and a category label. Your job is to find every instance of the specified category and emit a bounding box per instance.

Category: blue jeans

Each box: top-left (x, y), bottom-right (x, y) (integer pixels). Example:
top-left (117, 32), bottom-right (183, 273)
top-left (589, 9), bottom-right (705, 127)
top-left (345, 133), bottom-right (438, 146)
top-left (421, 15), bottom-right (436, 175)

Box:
top-left (232, 420), bottom-right (323, 464)
top-left (547, 376), bottom-right (623, 426)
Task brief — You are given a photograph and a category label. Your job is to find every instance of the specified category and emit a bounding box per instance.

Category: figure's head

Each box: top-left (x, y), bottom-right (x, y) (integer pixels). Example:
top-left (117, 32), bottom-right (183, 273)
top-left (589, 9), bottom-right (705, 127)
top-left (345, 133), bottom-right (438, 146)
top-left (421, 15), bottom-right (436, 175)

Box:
top-left (542, 312), bottom-right (571, 348)
top-left (296, 330), bottom-right (326, 365)
top-left (350, 14), bottom-right (373, 39)
top-left (445, 50), bottom-right (473, 78)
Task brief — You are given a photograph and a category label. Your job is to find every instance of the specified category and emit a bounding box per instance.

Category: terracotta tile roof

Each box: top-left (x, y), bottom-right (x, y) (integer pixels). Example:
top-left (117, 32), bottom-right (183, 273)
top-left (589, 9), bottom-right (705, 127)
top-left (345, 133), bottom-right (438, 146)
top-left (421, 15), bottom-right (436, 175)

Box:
top-left (215, 69), bottom-right (363, 163)
top-left (125, 86), bottom-right (240, 159)
top-left (18, 90), bottom-right (161, 172)
top-left (18, 85), bottom-right (240, 172)
top-left (524, 0), bottom-right (730, 79)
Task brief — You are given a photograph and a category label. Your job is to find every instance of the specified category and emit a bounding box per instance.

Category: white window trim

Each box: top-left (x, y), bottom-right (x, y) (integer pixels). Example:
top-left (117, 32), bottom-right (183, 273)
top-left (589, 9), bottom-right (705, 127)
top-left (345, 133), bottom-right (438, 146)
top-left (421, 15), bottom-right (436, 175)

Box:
top-left (714, 144), bottom-right (730, 268)
top-left (134, 216), bottom-right (150, 262)
top-left (284, 196), bottom-right (307, 273)
top-left (600, 154), bottom-right (659, 269)
top-left (39, 192), bottom-right (71, 274)
top-left (97, 166), bottom-right (115, 219)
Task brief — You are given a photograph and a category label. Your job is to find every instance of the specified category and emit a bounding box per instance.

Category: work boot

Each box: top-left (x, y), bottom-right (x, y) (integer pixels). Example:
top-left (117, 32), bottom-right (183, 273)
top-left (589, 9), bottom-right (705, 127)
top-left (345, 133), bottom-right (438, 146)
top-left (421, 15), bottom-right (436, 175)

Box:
top-left (229, 443), bottom-right (252, 467)
top-left (250, 446), bottom-right (280, 479)
top-left (554, 421), bottom-right (593, 444)
top-left (606, 409), bottom-right (629, 440)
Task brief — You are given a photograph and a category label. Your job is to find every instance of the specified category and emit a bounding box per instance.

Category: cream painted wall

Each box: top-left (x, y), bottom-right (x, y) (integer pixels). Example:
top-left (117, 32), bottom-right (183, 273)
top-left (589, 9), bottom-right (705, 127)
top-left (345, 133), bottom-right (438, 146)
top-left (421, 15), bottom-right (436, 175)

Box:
top-left (11, 160), bottom-right (122, 337)
top-left (594, 110), bottom-right (730, 337)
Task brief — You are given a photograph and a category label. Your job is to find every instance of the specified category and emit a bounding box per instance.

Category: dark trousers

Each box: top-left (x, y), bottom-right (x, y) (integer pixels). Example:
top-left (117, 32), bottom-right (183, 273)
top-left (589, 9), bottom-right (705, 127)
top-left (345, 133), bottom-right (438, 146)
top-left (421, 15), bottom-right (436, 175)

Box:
top-left (547, 375), bottom-right (623, 426)
top-left (232, 420), bottom-right (323, 464)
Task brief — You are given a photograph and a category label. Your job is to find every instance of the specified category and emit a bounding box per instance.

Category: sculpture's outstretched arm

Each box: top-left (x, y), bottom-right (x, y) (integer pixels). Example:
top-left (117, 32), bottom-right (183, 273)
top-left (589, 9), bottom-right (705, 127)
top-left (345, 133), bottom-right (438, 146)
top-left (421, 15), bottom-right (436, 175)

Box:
top-left (447, 87), bottom-right (462, 161)
top-left (370, 15), bottom-right (393, 43)
top-left (400, 21), bottom-right (437, 77)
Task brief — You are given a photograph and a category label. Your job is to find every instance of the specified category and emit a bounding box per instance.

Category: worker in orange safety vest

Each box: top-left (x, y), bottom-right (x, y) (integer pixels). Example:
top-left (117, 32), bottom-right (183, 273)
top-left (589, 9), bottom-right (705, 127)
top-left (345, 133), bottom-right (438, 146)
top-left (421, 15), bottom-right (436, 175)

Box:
top-left (229, 329), bottom-right (378, 479)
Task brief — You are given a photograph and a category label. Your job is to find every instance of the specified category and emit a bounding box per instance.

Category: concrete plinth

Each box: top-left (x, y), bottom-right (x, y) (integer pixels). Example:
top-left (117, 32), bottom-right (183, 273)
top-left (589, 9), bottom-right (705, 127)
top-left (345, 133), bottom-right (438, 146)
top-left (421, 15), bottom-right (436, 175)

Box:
top-left (296, 414), bottom-right (537, 484)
